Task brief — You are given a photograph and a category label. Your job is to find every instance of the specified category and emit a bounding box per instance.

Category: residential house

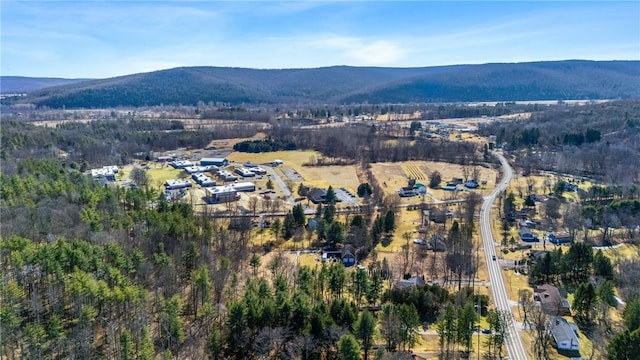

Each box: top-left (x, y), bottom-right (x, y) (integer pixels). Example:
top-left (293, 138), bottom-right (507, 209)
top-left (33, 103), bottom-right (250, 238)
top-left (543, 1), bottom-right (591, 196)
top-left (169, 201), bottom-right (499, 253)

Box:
top-left (534, 284), bottom-right (571, 316)
top-left (427, 234), bottom-right (446, 252)
top-left (396, 276), bottom-right (426, 289)
top-left (429, 207), bottom-right (446, 224)
top-left (548, 232), bottom-right (572, 245)
top-left (519, 227), bottom-right (536, 242)
top-left (341, 244), bottom-right (356, 267)
top-left (547, 316), bottom-right (580, 351)
top-left (464, 180), bottom-right (479, 189)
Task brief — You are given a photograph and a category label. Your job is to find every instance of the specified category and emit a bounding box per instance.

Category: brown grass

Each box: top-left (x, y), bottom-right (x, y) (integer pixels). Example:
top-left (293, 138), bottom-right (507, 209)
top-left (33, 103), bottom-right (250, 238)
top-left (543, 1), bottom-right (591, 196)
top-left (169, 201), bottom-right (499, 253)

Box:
top-left (370, 161), bottom-right (499, 201)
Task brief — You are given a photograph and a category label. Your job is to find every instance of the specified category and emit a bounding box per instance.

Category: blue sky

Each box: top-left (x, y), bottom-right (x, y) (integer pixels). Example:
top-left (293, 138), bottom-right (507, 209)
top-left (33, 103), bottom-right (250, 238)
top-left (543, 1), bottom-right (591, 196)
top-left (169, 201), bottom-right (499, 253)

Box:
top-left (2, 1), bottom-right (638, 78)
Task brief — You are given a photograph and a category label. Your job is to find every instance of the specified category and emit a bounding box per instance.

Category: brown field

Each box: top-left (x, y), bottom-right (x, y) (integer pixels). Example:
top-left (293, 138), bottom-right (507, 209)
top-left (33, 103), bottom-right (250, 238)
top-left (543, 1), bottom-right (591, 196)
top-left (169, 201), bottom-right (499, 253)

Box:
top-left (371, 161), bottom-right (499, 201)
top-left (228, 150), bottom-right (362, 193)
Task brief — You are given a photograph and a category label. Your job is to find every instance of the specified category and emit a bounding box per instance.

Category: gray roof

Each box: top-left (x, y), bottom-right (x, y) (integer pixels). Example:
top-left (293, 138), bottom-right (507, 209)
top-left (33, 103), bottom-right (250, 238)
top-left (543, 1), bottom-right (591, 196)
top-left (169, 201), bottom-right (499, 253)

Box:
top-left (548, 316), bottom-right (579, 345)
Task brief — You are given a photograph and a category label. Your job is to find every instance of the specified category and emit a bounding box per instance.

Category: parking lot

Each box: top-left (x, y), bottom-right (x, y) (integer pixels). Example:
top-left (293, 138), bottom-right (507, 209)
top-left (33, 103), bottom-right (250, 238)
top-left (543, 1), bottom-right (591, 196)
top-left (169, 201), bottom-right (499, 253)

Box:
top-left (336, 187), bottom-right (358, 205)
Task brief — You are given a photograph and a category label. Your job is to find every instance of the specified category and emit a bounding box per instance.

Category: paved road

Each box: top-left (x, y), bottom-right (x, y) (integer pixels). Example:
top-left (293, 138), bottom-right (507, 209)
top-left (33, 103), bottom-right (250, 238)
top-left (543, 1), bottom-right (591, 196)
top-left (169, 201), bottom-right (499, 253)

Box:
top-left (480, 152), bottom-right (528, 360)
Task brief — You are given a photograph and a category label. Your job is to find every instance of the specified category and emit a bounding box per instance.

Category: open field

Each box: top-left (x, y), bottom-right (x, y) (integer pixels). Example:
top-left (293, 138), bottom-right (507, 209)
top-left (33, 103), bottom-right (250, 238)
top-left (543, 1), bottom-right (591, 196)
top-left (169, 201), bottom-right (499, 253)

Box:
top-left (371, 160), bottom-right (499, 201)
top-left (228, 150), bottom-right (362, 194)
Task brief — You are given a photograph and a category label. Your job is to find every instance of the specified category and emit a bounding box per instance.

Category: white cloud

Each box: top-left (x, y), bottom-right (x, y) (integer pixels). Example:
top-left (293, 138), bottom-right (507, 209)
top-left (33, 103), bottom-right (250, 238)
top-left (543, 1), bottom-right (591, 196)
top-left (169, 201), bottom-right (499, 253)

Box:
top-left (345, 40), bottom-right (407, 65)
top-left (308, 35), bottom-right (407, 65)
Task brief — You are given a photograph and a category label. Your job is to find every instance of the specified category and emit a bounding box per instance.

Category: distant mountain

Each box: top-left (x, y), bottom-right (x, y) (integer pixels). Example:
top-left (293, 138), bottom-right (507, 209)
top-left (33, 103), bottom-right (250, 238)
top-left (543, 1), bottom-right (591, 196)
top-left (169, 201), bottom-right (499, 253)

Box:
top-left (1, 76), bottom-right (92, 94)
top-left (4, 60), bottom-right (639, 108)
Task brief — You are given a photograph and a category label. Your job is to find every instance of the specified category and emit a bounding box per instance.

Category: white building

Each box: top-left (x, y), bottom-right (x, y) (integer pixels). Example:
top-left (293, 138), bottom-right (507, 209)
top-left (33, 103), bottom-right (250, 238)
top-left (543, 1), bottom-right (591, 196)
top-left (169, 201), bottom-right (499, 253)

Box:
top-left (205, 185), bottom-right (239, 202)
top-left (184, 165), bottom-right (218, 174)
top-left (252, 167), bottom-right (267, 175)
top-left (164, 179), bottom-right (192, 190)
top-left (217, 170), bottom-right (238, 181)
top-left (171, 160), bottom-right (194, 169)
top-left (231, 182), bottom-right (256, 192)
top-left (192, 173), bottom-right (215, 187)
top-left (235, 167), bottom-right (256, 178)
top-left (90, 166), bottom-right (119, 181)
top-left (548, 316), bottom-right (580, 351)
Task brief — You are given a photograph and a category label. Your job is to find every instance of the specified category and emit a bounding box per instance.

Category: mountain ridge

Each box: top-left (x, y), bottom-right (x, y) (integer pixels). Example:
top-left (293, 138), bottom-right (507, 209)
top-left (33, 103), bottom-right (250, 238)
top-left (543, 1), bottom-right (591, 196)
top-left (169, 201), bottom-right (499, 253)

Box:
top-left (3, 60), bottom-right (639, 107)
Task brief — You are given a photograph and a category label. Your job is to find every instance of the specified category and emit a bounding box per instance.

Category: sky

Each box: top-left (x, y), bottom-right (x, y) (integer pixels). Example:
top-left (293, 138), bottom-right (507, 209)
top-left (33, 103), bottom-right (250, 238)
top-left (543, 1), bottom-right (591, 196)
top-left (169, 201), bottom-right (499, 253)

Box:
top-left (1, 1), bottom-right (639, 79)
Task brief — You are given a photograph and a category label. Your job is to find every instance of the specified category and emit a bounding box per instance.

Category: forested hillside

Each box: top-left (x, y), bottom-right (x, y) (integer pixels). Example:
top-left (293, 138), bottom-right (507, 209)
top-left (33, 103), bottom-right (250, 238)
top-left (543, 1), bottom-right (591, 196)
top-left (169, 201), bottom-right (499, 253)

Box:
top-left (5, 60), bottom-right (639, 108)
top-left (0, 76), bottom-right (92, 93)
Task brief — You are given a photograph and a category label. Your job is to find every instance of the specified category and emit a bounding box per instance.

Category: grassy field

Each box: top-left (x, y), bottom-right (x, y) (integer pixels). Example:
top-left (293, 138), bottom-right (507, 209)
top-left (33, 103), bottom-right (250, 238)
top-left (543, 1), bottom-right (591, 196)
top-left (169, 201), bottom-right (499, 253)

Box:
top-left (370, 160), bottom-right (498, 201)
top-left (228, 149), bottom-right (362, 197)
top-left (118, 163), bottom-right (184, 191)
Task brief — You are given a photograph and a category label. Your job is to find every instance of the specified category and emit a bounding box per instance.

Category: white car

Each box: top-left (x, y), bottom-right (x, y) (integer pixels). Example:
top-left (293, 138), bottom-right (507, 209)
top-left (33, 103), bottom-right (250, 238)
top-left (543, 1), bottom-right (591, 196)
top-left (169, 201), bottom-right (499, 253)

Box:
top-left (413, 239), bottom-right (426, 245)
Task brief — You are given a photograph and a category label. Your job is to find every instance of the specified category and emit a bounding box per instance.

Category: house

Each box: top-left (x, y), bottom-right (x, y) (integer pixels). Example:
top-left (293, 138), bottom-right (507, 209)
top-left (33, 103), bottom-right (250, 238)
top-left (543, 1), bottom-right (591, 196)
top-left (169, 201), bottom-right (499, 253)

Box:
top-left (464, 180), bottom-right (479, 189)
top-left (200, 157), bottom-right (228, 167)
top-left (90, 165), bottom-right (118, 181)
top-left (442, 184), bottom-right (459, 191)
top-left (429, 208), bottom-right (446, 224)
top-left (165, 179), bottom-right (192, 190)
top-left (427, 234), bottom-right (446, 251)
top-left (529, 250), bottom-right (549, 260)
top-left (519, 227), bottom-right (536, 242)
top-left (341, 244), bottom-right (356, 267)
top-left (398, 187), bottom-right (418, 197)
top-left (534, 284), bottom-right (571, 316)
top-left (520, 220), bottom-right (537, 228)
top-left (451, 177), bottom-right (464, 185)
top-left (565, 183), bottom-right (578, 192)
top-left (547, 316), bottom-right (579, 351)
top-left (396, 276), bottom-right (426, 289)
top-left (308, 188), bottom-right (328, 204)
top-left (548, 232), bottom-right (572, 245)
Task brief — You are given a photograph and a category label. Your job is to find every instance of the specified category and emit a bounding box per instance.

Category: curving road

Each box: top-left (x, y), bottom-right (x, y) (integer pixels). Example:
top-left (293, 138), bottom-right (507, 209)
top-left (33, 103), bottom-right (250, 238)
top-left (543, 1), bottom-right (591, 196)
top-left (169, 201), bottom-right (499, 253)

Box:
top-left (480, 151), bottom-right (528, 360)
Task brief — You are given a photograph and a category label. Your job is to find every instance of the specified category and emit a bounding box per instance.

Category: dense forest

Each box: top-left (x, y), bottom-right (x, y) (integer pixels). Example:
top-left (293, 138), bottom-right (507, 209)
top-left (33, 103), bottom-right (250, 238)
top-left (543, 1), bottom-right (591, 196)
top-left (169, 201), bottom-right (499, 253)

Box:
top-left (3, 60), bottom-right (638, 108)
